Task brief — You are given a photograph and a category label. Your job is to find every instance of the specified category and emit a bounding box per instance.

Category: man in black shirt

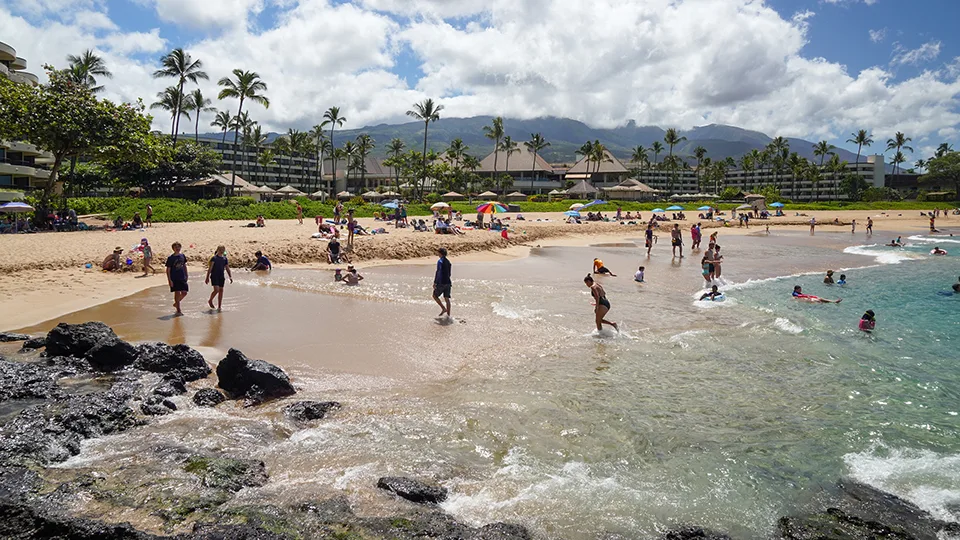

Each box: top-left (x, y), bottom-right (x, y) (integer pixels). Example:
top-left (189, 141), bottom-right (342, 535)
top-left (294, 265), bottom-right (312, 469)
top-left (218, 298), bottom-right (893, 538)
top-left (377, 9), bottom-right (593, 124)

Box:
top-left (432, 247), bottom-right (452, 318)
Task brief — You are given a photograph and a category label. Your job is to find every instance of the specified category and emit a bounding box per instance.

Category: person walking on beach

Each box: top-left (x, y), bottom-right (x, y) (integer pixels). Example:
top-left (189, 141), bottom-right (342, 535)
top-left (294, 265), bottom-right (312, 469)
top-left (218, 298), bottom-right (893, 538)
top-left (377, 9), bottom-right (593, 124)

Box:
top-left (334, 202), bottom-right (343, 225)
top-left (851, 219), bottom-right (856, 234)
top-left (205, 245), bottom-right (232, 311)
top-left (140, 238), bottom-right (156, 276)
top-left (671, 224), bottom-right (683, 258)
top-left (866, 217), bottom-right (873, 235)
top-left (691, 223), bottom-right (702, 250)
top-left (346, 209), bottom-right (356, 248)
top-left (432, 247), bottom-right (452, 318)
top-left (145, 204), bottom-right (153, 228)
top-left (584, 274), bottom-right (618, 333)
top-left (165, 242), bottom-right (188, 316)
top-left (645, 223), bottom-right (655, 256)
top-left (296, 202), bottom-right (304, 225)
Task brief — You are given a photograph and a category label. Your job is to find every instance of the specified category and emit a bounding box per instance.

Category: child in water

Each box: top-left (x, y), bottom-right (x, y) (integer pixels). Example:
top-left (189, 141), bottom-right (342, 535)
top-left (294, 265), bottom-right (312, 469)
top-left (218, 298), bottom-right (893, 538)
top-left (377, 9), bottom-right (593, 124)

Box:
top-left (858, 310), bottom-right (876, 332)
top-left (634, 266), bottom-right (645, 283)
top-left (593, 258), bottom-right (617, 276)
top-left (699, 285), bottom-right (722, 301)
top-left (837, 274), bottom-right (847, 286)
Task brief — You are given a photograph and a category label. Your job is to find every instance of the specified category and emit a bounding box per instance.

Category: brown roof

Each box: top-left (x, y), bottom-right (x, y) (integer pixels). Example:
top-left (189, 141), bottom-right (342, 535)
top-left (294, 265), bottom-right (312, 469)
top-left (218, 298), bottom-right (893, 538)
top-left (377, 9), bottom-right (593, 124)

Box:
top-left (181, 173), bottom-right (254, 190)
top-left (566, 151), bottom-right (629, 174)
top-left (565, 180), bottom-right (598, 195)
top-left (479, 145), bottom-right (554, 174)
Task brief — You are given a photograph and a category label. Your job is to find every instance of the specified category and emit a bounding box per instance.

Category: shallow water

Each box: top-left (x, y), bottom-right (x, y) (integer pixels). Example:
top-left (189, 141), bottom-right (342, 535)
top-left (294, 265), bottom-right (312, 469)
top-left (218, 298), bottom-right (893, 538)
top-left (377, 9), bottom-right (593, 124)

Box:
top-left (13, 230), bottom-right (960, 538)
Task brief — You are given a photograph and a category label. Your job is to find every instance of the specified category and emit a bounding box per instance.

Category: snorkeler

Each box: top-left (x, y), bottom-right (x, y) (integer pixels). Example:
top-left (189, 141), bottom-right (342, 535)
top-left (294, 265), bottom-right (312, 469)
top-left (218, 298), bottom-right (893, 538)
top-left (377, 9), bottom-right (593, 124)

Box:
top-left (792, 285), bottom-right (842, 303)
top-left (584, 274), bottom-right (618, 333)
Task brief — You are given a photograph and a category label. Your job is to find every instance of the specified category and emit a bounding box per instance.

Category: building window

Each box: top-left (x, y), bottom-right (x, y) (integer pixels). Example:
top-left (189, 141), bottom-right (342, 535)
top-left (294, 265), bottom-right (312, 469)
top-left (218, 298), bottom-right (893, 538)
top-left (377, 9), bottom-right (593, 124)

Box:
top-left (0, 175), bottom-right (12, 186)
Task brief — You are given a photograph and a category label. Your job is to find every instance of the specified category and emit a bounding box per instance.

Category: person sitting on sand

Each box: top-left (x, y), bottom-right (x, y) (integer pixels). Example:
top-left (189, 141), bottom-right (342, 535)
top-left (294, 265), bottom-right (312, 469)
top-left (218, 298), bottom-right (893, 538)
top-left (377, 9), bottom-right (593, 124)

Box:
top-left (256, 215), bottom-right (265, 227)
top-left (250, 250), bottom-right (272, 271)
top-left (858, 310), bottom-right (876, 332)
top-left (593, 258), bottom-right (616, 276)
top-left (113, 216), bottom-right (124, 229)
top-left (132, 212), bottom-right (143, 229)
top-left (102, 247), bottom-right (123, 272)
top-left (823, 270), bottom-right (835, 284)
top-left (699, 285), bottom-right (722, 301)
top-left (342, 265), bottom-right (363, 286)
top-left (792, 285), bottom-right (841, 303)
top-left (327, 238), bottom-right (345, 264)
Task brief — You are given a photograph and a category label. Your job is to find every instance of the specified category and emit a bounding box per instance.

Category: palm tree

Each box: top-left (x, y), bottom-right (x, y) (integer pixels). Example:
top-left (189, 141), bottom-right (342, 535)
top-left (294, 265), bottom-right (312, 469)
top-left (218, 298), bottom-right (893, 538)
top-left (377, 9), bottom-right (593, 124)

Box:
top-left (66, 50), bottom-right (111, 93)
top-left (828, 153), bottom-right (847, 200)
top-left (272, 136), bottom-right (290, 184)
top-left (249, 124), bottom-right (267, 179)
top-left (590, 140), bottom-right (611, 184)
top-left (935, 142), bottom-right (954, 158)
top-left (406, 98), bottom-right (444, 200)
top-left (749, 148), bottom-right (764, 191)
top-left (768, 136), bottom-right (789, 189)
top-left (309, 125), bottom-right (327, 191)
top-left (693, 146), bottom-right (707, 192)
top-left (334, 147), bottom-right (350, 190)
top-left (386, 138), bottom-right (406, 195)
top-left (211, 110), bottom-right (232, 146)
top-left (846, 129), bottom-right (873, 178)
top-left (257, 149), bottom-right (276, 182)
top-left (813, 140), bottom-right (836, 201)
top-left (885, 132), bottom-right (913, 176)
top-left (240, 121), bottom-right (257, 183)
top-left (914, 158), bottom-right (927, 172)
top-left (651, 141), bottom-right (665, 184)
top-left (499, 136), bottom-right (519, 195)
top-left (341, 141), bottom-right (358, 190)
top-left (322, 107), bottom-right (346, 193)
top-left (355, 134), bottom-right (375, 190)
top-left (150, 86), bottom-right (191, 139)
top-left (576, 141), bottom-right (595, 183)
top-left (462, 154), bottom-right (481, 201)
top-left (663, 128), bottom-right (687, 193)
top-left (788, 153), bottom-right (805, 199)
top-left (153, 48), bottom-right (208, 144)
top-left (891, 151), bottom-right (907, 178)
top-left (630, 145), bottom-right (649, 180)
top-left (217, 69), bottom-right (269, 194)
top-left (291, 130), bottom-right (313, 187)
top-left (738, 154), bottom-right (754, 193)
top-left (229, 112), bottom-right (254, 182)
top-left (186, 88), bottom-right (215, 142)
top-left (524, 133), bottom-right (550, 193)
top-left (483, 116), bottom-right (505, 189)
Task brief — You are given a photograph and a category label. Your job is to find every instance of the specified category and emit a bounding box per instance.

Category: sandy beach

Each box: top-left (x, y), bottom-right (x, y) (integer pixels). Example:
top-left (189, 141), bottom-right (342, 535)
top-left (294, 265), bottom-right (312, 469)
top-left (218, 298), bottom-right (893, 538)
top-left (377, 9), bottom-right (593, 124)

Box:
top-left (0, 209), bottom-right (947, 331)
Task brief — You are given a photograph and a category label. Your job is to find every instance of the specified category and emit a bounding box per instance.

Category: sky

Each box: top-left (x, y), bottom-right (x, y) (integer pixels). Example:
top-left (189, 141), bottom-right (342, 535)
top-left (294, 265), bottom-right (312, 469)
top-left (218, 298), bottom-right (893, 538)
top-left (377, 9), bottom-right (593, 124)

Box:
top-left (1, 0), bottom-right (959, 158)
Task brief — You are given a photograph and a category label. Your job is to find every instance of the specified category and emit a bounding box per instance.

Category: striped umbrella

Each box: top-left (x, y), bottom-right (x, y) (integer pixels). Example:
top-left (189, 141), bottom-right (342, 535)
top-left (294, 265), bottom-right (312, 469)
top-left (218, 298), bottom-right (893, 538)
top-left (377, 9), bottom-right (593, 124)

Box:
top-left (476, 202), bottom-right (508, 214)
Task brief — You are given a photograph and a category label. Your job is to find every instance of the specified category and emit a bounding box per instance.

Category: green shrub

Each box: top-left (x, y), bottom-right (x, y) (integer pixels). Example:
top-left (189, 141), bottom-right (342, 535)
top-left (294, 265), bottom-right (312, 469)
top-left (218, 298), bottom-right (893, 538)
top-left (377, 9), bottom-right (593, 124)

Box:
top-left (348, 196), bottom-right (365, 207)
top-left (425, 192), bottom-right (442, 204)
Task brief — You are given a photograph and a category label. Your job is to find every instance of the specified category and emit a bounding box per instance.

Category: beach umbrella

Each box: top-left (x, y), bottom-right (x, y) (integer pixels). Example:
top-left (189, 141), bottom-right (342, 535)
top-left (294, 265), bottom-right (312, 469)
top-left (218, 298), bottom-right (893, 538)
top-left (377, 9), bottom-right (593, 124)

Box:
top-left (736, 204), bottom-right (753, 210)
top-left (697, 206), bottom-right (712, 211)
top-left (430, 202), bottom-right (450, 210)
top-left (652, 208), bottom-right (665, 213)
top-left (381, 200), bottom-right (399, 209)
top-left (580, 199), bottom-right (607, 209)
top-left (666, 205), bottom-right (684, 211)
top-left (476, 202), bottom-right (508, 214)
top-left (770, 202), bottom-right (785, 208)
top-left (569, 203), bottom-right (584, 210)
top-left (564, 210), bottom-right (581, 217)
top-left (0, 201), bottom-right (34, 233)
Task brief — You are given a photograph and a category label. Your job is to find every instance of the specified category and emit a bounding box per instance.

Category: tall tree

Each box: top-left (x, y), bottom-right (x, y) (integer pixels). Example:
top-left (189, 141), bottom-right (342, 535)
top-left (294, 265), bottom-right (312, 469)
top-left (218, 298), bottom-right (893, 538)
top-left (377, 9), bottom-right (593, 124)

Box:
top-left (630, 145), bottom-right (648, 180)
top-left (272, 136), bottom-right (290, 184)
top-left (217, 69), bottom-right (269, 194)
top-left (386, 138), bottom-right (406, 196)
top-left (211, 110), bottom-right (231, 146)
top-left (651, 141), bottom-right (665, 182)
top-left (322, 106), bottom-right (346, 194)
top-left (341, 141), bottom-right (358, 189)
top-left (828, 153), bottom-right (847, 200)
top-left (885, 132), bottom-right (913, 176)
top-left (920, 150), bottom-right (960, 196)
top-left (524, 133), bottom-right (550, 193)
top-left (406, 98), bottom-right (444, 200)
top-left (228, 112), bottom-right (254, 183)
top-left (309, 124), bottom-right (327, 191)
top-left (846, 129), bottom-right (873, 178)
top-left (768, 136), bottom-right (789, 189)
top-left (65, 50), bottom-right (112, 93)
top-left (738, 153), bottom-right (754, 193)
top-left (891, 151), bottom-right (907, 180)
top-left (249, 124), bottom-right (267, 179)
top-left (499, 135), bottom-right (519, 195)
top-left (576, 141), bottom-right (595, 183)
top-left (590, 140), bottom-right (611, 183)
top-left (355, 133), bottom-right (375, 190)
top-left (150, 86), bottom-right (190, 139)
top-left (153, 48), bottom-right (208, 144)
top-left (693, 146), bottom-right (707, 192)
top-left (483, 116), bottom-right (505, 190)
top-left (186, 88), bottom-right (215, 142)
top-left (257, 149), bottom-right (276, 182)
top-left (935, 142), bottom-right (954, 158)
top-left (813, 140), bottom-right (836, 201)
top-left (787, 152), bottom-right (805, 199)
top-left (663, 128), bottom-right (687, 193)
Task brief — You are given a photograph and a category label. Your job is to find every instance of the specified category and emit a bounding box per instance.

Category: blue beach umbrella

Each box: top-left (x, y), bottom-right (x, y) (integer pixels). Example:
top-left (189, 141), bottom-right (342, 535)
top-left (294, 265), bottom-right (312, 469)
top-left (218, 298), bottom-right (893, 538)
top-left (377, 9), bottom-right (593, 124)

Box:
top-left (580, 199), bottom-right (607, 209)
top-left (564, 210), bottom-right (581, 217)
top-left (652, 208), bottom-right (665, 213)
top-left (697, 205), bottom-right (712, 211)
top-left (770, 202), bottom-right (785, 208)
top-left (666, 205), bottom-right (684, 211)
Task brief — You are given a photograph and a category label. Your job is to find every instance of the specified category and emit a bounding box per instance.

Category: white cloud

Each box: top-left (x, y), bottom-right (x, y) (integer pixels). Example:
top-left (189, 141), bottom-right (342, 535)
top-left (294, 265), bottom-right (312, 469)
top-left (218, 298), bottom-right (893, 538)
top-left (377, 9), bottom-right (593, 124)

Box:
top-left (72, 9), bottom-right (117, 30)
top-left (891, 40), bottom-right (941, 66)
top-left (821, 0), bottom-right (878, 5)
top-left (868, 28), bottom-right (886, 43)
top-left (0, 0), bottom-right (957, 152)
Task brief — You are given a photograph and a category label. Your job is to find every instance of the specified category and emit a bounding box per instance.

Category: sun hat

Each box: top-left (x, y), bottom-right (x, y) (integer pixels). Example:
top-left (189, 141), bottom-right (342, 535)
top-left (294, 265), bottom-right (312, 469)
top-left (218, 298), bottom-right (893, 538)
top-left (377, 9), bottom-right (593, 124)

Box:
top-left (113, 247), bottom-right (123, 253)
top-left (827, 270), bottom-right (834, 275)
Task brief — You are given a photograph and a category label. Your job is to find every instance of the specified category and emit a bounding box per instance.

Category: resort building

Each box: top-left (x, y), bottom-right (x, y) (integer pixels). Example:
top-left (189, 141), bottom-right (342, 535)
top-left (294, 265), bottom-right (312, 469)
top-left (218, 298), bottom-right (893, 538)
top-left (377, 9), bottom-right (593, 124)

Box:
top-left (194, 136), bottom-right (322, 194)
top-left (477, 146), bottom-right (561, 193)
top-left (563, 150), bottom-right (631, 189)
top-left (0, 41), bottom-right (53, 191)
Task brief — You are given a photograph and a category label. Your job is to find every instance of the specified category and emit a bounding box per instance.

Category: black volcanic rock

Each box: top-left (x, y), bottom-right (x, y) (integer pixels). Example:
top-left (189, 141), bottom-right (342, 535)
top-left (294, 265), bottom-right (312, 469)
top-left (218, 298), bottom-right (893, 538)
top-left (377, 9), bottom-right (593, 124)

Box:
top-left (152, 380), bottom-right (187, 397)
top-left (86, 337), bottom-right (139, 372)
top-left (20, 337), bottom-right (46, 351)
top-left (0, 332), bottom-right (31, 343)
top-left (192, 388), bottom-right (225, 407)
top-left (140, 395), bottom-right (177, 416)
top-left (44, 322), bottom-right (117, 357)
top-left (135, 343), bottom-right (211, 382)
top-left (216, 349), bottom-right (294, 404)
top-left (183, 455), bottom-right (268, 493)
top-left (376, 477), bottom-right (448, 505)
top-left (662, 526), bottom-right (731, 540)
top-left (0, 360), bottom-right (62, 403)
top-left (283, 401), bottom-right (340, 425)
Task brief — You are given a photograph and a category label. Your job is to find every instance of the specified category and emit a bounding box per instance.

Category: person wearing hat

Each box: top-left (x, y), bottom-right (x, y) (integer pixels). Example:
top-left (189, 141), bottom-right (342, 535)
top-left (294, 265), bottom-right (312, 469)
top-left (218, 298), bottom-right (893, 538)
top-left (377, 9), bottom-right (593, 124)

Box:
top-left (102, 247), bottom-right (123, 272)
top-left (342, 265), bottom-right (363, 286)
top-left (823, 270), bottom-right (835, 284)
top-left (859, 310), bottom-right (876, 332)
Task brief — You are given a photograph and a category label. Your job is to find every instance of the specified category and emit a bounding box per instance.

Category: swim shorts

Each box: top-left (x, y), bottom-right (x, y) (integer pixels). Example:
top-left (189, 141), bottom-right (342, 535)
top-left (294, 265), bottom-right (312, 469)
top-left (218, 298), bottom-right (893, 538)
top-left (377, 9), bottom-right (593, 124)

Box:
top-left (434, 283), bottom-right (451, 299)
top-left (170, 280), bottom-right (189, 293)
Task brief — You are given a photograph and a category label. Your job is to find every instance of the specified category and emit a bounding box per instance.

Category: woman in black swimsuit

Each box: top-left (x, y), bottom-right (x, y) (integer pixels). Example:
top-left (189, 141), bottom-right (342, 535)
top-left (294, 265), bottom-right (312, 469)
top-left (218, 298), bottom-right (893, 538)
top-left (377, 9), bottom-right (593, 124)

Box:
top-left (584, 274), bottom-right (618, 333)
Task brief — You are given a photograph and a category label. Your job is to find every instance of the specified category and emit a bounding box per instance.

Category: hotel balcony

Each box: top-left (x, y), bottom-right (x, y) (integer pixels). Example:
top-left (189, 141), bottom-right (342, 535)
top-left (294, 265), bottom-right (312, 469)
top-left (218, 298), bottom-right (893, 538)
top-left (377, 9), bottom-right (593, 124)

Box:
top-left (0, 41), bottom-right (15, 63)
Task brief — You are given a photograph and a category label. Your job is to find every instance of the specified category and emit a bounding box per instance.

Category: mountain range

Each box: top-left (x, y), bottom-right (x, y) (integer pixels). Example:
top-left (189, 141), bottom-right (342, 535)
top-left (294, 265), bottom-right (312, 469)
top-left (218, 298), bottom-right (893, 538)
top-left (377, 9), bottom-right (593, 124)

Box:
top-left (202, 116), bottom-right (870, 166)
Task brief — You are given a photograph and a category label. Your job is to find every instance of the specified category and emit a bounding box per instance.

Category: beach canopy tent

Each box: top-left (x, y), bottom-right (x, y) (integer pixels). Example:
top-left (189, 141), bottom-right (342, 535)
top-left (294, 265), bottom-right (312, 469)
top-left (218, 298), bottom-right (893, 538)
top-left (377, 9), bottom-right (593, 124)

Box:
top-left (565, 180), bottom-right (598, 197)
top-left (477, 191), bottom-right (498, 199)
top-left (666, 205), bottom-right (684, 211)
top-left (430, 202), bottom-right (450, 210)
top-left (361, 191), bottom-right (383, 201)
top-left (0, 201), bottom-right (34, 232)
top-left (276, 185), bottom-right (305, 199)
top-left (504, 191), bottom-right (527, 202)
top-left (441, 191), bottom-right (465, 201)
top-left (770, 202), bottom-right (785, 208)
top-left (336, 191), bottom-right (354, 200)
top-left (309, 190), bottom-right (328, 200)
top-left (698, 205), bottom-right (713, 211)
top-left (381, 200), bottom-right (399, 209)
top-left (569, 203), bottom-right (585, 210)
top-left (652, 208), bottom-right (665, 213)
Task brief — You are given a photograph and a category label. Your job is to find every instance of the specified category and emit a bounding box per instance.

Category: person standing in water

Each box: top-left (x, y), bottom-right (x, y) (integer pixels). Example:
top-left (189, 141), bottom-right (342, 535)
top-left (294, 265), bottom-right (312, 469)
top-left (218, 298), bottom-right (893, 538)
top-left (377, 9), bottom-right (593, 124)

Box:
top-left (712, 245), bottom-right (724, 279)
top-left (140, 238), bottom-right (156, 276)
top-left (165, 242), bottom-right (189, 315)
top-left (645, 224), bottom-right (655, 256)
top-left (671, 224), bottom-right (683, 258)
top-left (858, 310), bottom-right (876, 332)
top-left (205, 245), bottom-right (232, 311)
top-left (584, 274), bottom-right (618, 333)
top-left (432, 247), bottom-right (452, 318)
top-left (851, 219), bottom-right (856, 234)
top-left (866, 217), bottom-right (873, 235)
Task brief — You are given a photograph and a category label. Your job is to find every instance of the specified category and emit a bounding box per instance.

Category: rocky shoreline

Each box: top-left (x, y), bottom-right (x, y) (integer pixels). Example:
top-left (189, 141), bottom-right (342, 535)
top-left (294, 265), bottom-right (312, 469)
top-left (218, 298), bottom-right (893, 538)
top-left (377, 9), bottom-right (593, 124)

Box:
top-left (1, 324), bottom-right (957, 540)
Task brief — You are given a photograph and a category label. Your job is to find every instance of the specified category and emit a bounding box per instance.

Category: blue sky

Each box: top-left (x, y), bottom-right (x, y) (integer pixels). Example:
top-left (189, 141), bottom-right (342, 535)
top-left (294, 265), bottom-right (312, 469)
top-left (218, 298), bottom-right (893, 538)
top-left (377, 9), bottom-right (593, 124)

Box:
top-left (2, 0), bottom-right (958, 158)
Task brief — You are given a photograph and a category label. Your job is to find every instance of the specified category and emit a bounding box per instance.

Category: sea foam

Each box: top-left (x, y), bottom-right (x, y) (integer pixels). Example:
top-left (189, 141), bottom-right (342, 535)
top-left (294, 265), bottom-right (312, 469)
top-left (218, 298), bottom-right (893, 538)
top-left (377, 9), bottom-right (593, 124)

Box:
top-left (843, 244), bottom-right (920, 265)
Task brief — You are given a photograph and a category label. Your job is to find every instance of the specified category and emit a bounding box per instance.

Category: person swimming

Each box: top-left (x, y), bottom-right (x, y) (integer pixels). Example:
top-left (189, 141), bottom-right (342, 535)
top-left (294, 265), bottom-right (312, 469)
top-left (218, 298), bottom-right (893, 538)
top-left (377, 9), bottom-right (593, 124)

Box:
top-left (792, 285), bottom-right (842, 303)
top-left (837, 274), bottom-right (847, 286)
top-left (823, 270), bottom-right (835, 284)
top-left (887, 236), bottom-right (903, 247)
top-left (584, 274), bottom-right (618, 333)
top-left (858, 310), bottom-right (876, 332)
top-left (593, 258), bottom-right (617, 276)
top-left (931, 246), bottom-right (947, 255)
top-left (699, 285), bottom-right (722, 301)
